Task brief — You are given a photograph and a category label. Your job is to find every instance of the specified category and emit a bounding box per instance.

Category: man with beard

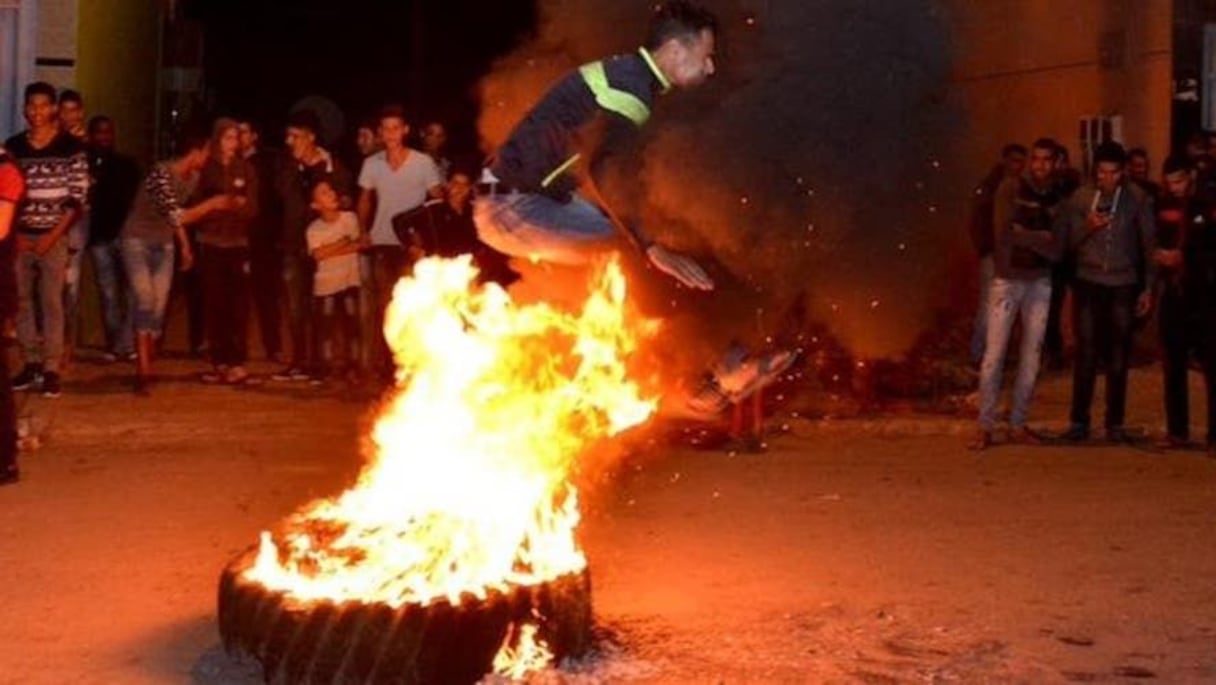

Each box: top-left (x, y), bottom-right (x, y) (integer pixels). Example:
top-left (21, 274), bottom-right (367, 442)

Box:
top-left (970, 139), bottom-right (1063, 450)
top-left (473, 1), bottom-right (793, 417)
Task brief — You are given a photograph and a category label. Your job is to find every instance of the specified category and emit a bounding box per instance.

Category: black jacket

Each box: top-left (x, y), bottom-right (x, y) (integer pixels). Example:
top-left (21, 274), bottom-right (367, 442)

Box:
top-left (491, 50), bottom-right (668, 244)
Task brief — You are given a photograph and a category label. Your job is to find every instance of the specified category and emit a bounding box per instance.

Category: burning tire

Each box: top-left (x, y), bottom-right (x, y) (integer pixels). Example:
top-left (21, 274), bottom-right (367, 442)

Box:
top-left (217, 547), bottom-right (593, 684)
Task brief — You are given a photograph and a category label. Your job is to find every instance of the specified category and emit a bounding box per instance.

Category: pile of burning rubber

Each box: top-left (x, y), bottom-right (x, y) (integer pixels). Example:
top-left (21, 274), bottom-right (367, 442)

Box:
top-left (217, 256), bottom-right (656, 683)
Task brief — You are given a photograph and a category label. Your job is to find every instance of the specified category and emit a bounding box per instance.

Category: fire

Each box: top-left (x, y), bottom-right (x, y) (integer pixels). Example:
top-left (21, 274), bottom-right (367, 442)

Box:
top-left (492, 622), bottom-right (554, 680)
top-left (246, 255), bottom-right (655, 613)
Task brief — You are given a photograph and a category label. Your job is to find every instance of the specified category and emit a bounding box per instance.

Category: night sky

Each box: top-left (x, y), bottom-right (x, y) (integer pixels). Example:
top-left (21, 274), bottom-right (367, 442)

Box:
top-left (190, 0), bottom-right (536, 154)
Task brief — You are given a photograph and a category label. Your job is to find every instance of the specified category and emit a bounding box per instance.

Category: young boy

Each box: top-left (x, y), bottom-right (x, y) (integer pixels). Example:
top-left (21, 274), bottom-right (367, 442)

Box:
top-left (306, 179), bottom-right (363, 383)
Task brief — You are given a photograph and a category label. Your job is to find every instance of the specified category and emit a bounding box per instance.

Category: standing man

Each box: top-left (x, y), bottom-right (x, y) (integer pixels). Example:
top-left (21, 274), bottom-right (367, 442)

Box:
top-left (273, 110), bottom-right (356, 382)
top-left (356, 104), bottom-right (443, 382)
top-left (85, 115), bottom-right (139, 363)
top-left (970, 139), bottom-right (1062, 450)
top-left (4, 82), bottom-right (89, 398)
top-left (58, 89), bottom-right (90, 367)
top-left (56, 90), bottom-right (87, 141)
top-left (1153, 156), bottom-right (1216, 452)
top-left (1127, 148), bottom-right (1161, 200)
top-left (968, 143), bottom-right (1027, 363)
top-left (239, 119), bottom-right (284, 364)
top-left (1058, 143), bottom-right (1156, 443)
top-left (0, 145), bottom-right (24, 485)
top-left (419, 121), bottom-right (452, 181)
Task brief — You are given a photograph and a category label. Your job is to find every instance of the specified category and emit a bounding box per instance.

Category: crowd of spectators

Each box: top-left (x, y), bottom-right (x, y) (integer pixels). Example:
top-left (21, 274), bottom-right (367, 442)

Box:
top-left (967, 134), bottom-right (1216, 455)
top-left (0, 83), bottom-right (517, 485)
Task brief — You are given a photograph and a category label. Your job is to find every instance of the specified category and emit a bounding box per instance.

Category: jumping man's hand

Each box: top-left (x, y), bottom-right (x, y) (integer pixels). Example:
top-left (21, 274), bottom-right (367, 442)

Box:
top-left (646, 244), bottom-right (714, 291)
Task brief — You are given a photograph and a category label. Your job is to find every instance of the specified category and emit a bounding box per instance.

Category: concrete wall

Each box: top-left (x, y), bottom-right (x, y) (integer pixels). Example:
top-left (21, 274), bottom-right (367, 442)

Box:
top-left (74, 0), bottom-right (160, 162)
top-left (946, 0), bottom-right (1173, 177)
top-left (31, 0), bottom-right (76, 85)
top-left (21, 0), bottom-right (160, 162)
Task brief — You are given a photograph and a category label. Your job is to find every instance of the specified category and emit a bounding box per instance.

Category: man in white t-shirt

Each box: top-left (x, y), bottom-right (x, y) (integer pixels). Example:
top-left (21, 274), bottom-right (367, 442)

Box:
top-left (356, 104), bottom-right (442, 382)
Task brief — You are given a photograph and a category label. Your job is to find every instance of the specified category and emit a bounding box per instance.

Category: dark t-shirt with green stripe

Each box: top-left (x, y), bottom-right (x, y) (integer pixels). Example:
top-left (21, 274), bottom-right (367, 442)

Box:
top-left (491, 50), bottom-right (665, 202)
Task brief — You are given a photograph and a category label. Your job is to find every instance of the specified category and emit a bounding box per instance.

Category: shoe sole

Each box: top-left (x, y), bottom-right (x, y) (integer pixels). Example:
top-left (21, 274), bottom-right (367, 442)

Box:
top-left (724, 351), bottom-right (798, 403)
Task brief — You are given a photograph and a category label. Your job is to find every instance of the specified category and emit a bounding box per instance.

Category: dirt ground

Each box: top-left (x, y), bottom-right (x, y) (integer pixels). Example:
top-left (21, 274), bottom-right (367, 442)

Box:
top-left (0, 356), bottom-right (1213, 684)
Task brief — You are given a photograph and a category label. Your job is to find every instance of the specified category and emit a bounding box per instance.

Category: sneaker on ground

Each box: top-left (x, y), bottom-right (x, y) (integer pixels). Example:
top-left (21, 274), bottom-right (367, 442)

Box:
top-left (40, 371), bottom-right (62, 398)
top-left (12, 364), bottom-right (41, 392)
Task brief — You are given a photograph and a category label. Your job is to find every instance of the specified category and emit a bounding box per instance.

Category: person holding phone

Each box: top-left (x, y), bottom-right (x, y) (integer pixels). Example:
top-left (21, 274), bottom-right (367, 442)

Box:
top-left (1057, 142), bottom-right (1157, 443)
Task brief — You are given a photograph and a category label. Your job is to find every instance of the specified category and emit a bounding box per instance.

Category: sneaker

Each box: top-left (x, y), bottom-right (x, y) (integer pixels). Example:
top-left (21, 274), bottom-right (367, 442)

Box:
top-left (968, 429), bottom-right (992, 451)
top-left (714, 348), bottom-right (798, 401)
top-left (1058, 424), bottom-right (1090, 442)
top-left (0, 465), bottom-right (17, 486)
top-left (40, 371), bottom-right (62, 398)
top-left (1105, 426), bottom-right (1132, 444)
top-left (1008, 426), bottom-right (1043, 445)
top-left (271, 366), bottom-right (311, 382)
top-left (12, 364), bottom-right (41, 392)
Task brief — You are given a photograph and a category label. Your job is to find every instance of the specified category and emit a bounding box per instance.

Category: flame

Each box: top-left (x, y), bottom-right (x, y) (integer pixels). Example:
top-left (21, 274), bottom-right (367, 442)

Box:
top-left (492, 622), bottom-right (554, 680)
top-left (246, 255), bottom-right (655, 614)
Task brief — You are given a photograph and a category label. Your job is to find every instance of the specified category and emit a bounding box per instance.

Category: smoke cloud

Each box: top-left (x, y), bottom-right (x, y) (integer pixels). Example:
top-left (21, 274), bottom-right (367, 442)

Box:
top-left (478, 0), bottom-right (962, 360)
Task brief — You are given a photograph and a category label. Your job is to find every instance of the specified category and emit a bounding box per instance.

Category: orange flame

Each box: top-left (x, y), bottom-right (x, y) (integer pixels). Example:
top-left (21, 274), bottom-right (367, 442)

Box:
top-left (492, 622), bottom-right (554, 680)
top-left (246, 256), bottom-right (655, 617)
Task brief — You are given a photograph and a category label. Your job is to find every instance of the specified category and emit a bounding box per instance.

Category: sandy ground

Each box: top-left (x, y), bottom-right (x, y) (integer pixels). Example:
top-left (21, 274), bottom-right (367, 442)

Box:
top-left (0, 356), bottom-right (1213, 684)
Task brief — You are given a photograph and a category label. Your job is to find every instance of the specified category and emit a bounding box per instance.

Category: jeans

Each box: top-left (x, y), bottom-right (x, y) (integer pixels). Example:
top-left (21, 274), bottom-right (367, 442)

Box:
top-left (361, 246), bottom-right (405, 377)
top-left (970, 255), bottom-right (994, 363)
top-left (90, 240), bottom-right (134, 354)
top-left (120, 238), bottom-right (176, 336)
top-left (316, 287), bottom-right (360, 374)
top-left (249, 245), bottom-right (282, 359)
top-left (473, 192), bottom-right (617, 265)
top-left (198, 245), bottom-right (250, 367)
top-left (16, 237), bottom-right (69, 372)
top-left (282, 252), bottom-right (315, 370)
top-left (1070, 280), bottom-right (1139, 429)
top-left (977, 276), bottom-right (1052, 431)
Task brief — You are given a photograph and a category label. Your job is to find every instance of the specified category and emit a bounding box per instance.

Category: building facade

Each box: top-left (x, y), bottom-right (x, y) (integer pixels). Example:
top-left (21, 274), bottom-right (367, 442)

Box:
top-left (1, 0), bottom-right (162, 161)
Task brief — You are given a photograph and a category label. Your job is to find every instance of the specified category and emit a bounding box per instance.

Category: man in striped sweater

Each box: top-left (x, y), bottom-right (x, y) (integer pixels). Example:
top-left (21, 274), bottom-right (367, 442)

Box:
top-left (3, 82), bottom-right (89, 398)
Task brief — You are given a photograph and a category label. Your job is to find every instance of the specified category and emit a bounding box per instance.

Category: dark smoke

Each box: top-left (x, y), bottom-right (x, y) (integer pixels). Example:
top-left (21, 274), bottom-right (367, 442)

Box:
top-left (478, 1), bottom-right (962, 360)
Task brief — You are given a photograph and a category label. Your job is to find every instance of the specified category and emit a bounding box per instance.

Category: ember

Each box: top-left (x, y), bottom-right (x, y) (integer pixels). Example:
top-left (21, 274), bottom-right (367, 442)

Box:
top-left (218, 256), bottom-right (656, 683)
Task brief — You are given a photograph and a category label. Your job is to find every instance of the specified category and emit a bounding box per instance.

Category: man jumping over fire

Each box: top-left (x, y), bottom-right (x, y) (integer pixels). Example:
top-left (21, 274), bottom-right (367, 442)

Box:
top-left (475, 0), bottom-right (794, 417)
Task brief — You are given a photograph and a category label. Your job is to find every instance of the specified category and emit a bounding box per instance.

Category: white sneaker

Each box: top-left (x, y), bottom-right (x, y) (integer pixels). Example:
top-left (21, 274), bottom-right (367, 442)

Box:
top-left (715, 349), bottom-right (798, 401)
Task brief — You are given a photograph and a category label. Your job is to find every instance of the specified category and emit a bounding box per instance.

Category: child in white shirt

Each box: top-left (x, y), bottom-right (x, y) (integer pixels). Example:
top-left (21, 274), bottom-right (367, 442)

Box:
top-left (306, 179), bottom-right (364, 382)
